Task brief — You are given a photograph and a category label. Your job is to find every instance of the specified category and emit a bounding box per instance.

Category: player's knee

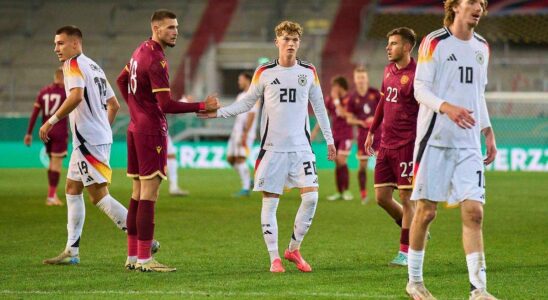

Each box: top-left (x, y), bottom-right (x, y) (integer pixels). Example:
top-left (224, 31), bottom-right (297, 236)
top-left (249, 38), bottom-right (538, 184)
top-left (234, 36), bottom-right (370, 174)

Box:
top-left (464, 208), bottom-right (483, 226)
top-left (375, 194), bottom-right (390, 206)
top-left (418, 207), bottom-right (437, 224)
top-left (65, 180), bottom-right (83, 195)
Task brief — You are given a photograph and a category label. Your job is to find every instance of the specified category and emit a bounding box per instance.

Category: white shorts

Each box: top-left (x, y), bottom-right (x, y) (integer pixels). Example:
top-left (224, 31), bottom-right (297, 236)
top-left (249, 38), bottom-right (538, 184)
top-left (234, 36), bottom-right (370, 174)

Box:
top-left (167, 135), bottom-right (176, 156)
top-left (411, 145), bottom-right (485, 205)
top-left (67, 144), bottom-right (112, 186)
top-left (254, 150), bottom-right (318, 195)
top-left (227, 135), bottom-right (253, 158)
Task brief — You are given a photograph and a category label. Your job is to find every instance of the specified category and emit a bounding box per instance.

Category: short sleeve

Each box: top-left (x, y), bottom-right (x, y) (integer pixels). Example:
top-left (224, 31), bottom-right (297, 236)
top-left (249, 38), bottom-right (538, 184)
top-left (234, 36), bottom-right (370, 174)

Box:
top-left (63, 57), bottom-right (85, 90)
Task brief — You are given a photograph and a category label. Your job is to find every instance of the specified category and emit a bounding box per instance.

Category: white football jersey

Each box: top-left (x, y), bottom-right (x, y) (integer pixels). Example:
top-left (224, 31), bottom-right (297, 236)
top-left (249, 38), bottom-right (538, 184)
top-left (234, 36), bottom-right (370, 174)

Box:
top-left (230, 91), bottom-right (259, 141)
top-left (414, 27), bottom-right (490, 150)
top-left (217, 59), bottom-right (333, 152)
top-left (63, 54), bottom-right (114, 148)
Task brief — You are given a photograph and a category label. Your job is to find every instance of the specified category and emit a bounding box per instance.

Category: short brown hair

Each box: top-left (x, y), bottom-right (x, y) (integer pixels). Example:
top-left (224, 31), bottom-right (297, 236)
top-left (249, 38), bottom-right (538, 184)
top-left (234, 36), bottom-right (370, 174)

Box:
top-left (444, 0), bottom-right (488, 27)
top-left (275, 20), bottom-right (303, 37)
top-left (151, 9), bottom-right (177, 23)
top-left (331, 76), bottom-right (349, 91)
top-left (239, 72), bottom-right (252, 81)
top-left (354, 65), bottom-right (367, 74)
top-left (387, 27), bottom-right (417, 49)
top-left (56, 25), bottom-right (82, 39)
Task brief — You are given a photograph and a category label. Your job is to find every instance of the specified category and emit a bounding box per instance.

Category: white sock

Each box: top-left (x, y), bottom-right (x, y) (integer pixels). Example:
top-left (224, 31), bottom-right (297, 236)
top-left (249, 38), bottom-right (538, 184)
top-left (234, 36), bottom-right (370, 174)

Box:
top-left (95, 194), bottom-right (128, 231)
top-left (235, 162), bottom-right (250, 190)
top-left (466, 252), bottom-right (487, 290)
top-left (167, 157), bottom-right (179, 190)
top-left (408, 248), bottom-right (425, 283)
top-left (65, 194), bottom-right (85, 256)
top-left (289, 192), bottom-right (318, 252)
top-left (261, 197), bottom-right (280, 263)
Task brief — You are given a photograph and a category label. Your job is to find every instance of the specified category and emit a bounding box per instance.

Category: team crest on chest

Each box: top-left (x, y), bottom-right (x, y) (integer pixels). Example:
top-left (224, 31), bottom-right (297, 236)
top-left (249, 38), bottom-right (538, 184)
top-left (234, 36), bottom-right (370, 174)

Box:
top-left (363, 104), bottom-right (371, 114)
top-left (160, 60), bottom-right (167, 69)
top-left (156, 146), bottom-right (162, 154)
top-left (476, 51), bottom-right (484, 65)
top-left (298, 74), bottom-right (307, 86)
top-left (400, 75), bottom-right (410, 85)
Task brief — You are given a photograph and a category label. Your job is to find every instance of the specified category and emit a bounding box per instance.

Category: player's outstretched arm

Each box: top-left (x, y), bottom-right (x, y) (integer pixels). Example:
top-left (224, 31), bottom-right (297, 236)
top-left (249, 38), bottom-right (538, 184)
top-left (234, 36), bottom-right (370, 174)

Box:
top-left (106, 96), bottom-right (120, 125)
top-left (156, 92), bottom-right (218, 114)
top-left (39, 87), bottom-right (83, 142)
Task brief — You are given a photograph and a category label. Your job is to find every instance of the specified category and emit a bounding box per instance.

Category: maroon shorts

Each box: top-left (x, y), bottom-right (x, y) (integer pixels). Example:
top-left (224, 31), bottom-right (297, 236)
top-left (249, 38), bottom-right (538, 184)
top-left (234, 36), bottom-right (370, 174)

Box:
top-left (356, 130), bottom-right (379, 160)
top-left (334, 136), bottom-right (353, 155)
top-left (46, 134), bottom-right (68, 157)
top-left (127, 131), bottom-right (167, 180)
top-left (374, 142), bottom-right (414, 189)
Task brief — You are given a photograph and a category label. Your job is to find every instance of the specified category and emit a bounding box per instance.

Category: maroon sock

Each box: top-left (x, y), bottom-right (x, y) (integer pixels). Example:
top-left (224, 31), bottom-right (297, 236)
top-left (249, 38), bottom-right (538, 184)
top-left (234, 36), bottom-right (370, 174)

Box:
top-left (335, 167), bottom-right (343, 193)
top-left (137, 200), bottom-right (155, 260)
top-left (341, 165), bottom-right (349, 191)
top-left (358, 169), bottom-right (366, 192)
top-left (47, 170), bottom-right (60, 198)
top-left (400, 228), bottom-right (410, 253)
top-left (127, 198), bottom-right (139, 257)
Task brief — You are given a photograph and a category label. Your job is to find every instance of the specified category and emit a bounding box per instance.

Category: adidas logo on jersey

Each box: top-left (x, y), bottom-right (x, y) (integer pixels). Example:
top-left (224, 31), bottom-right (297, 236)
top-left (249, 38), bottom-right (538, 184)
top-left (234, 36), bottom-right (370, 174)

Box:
top-left (86, 176), bottom-right (94, 183)
top-left (271, 78), bottom-right (281, 85)
top-left (447, 54), bottom-right (457, 61)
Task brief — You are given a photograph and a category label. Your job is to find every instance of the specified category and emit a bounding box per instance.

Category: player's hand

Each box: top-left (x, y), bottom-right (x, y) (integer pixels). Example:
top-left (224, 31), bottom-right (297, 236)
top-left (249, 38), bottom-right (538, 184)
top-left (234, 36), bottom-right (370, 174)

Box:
top-left (197, 111), bottom-right (218, 119)
top-left (310, 131), bottom-right (317, 141)
top-left (364, 132), bottom-right (375, 156)
top-left (327, 144), bottom-right (336, 161)
top-left (39, 123), bottom-right (52, 142)
top-left (483, 128), bottom-right (497, 165)
top-left (440, 102), bottom-right (475, 129)
top-left (204, 94), bottom-right (220, 112)
top-left (24, 134), bottom-right (32, 146)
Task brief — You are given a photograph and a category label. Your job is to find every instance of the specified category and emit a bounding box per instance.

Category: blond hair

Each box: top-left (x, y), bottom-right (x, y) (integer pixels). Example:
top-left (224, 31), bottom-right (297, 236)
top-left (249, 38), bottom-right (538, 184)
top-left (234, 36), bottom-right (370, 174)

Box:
top-left (275, 20), bottom-right (303, 37)
top-left (444, 0), bottom-right (488, 27)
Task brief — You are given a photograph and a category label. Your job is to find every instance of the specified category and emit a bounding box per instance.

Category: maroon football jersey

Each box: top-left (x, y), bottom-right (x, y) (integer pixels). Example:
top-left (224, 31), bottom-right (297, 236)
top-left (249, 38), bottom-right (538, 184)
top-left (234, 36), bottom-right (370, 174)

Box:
top-left (325, 95), bottom-right (353, 140)
top-left (380, 59), bottom-right (418, 149)
top-left (126, 39), bottom-right (171, 136)
top-left (347, 88), bottom-right (381, 137)
top-left (35, 83), bottom-right (68, 138)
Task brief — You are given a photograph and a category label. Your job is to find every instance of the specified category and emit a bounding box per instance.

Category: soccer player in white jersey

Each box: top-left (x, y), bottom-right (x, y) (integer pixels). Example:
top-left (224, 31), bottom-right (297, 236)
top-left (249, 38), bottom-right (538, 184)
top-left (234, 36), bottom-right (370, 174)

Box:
top-left (200, 21), bottom-right (336, 273)
top-left (226, 72), bottom-right (259, 197)
top-left (39, 26), bottom-right (135, 265)
top-left (167, 134), bottom-right (189, 196)
top-left (405, 1), bottom-right (498, 299)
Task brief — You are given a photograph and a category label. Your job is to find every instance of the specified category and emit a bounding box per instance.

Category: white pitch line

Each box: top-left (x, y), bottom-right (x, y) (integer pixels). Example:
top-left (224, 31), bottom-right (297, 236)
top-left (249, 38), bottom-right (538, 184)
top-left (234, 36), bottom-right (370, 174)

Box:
top-left (0, 290), bottom-right (466, 299)
top-left (0, 290), bottom-right (399, 299)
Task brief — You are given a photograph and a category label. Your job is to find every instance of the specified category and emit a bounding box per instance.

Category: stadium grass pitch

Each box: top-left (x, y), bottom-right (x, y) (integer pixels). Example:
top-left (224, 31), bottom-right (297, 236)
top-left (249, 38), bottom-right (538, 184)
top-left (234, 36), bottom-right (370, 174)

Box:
top-left (0, 168), bottom-right (546, 299)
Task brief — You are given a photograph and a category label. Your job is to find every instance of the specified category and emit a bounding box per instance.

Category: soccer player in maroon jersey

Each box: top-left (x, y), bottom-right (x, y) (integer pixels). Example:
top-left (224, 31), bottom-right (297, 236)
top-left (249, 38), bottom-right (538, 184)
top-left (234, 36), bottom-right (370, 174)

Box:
top-left (24, 68), bottom-right (68, 206)
top-left (364, 27), bottom-right (419, 267)
top-left (116, 9), bottom-right (219, 272)
top-left (346, 67), bottom-right (381, 204)
top-left (311, 76), bottom-right (353, 201)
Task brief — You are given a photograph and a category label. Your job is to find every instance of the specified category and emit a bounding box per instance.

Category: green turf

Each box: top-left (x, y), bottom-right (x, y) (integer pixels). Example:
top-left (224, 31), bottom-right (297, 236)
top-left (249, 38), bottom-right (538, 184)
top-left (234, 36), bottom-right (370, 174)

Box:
top-left (0, 169), bottom-right (546, 299)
